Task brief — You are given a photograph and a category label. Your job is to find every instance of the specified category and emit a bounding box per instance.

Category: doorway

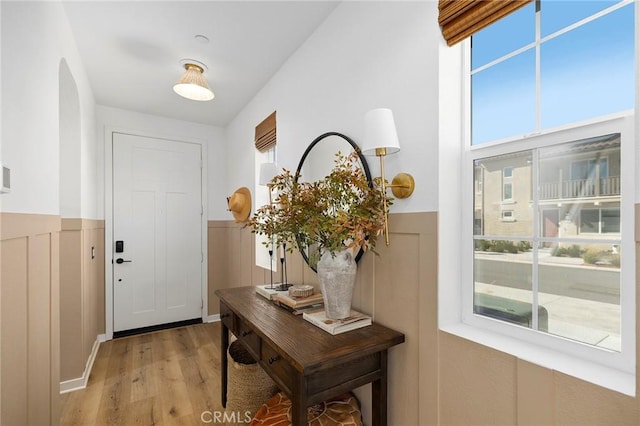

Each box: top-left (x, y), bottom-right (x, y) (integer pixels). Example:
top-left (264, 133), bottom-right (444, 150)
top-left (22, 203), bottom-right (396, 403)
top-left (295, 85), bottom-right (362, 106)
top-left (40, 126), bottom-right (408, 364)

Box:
top-left (542, 208), bottom-right (559, 247)
top-left (111, 132), bottom-right (204, 333)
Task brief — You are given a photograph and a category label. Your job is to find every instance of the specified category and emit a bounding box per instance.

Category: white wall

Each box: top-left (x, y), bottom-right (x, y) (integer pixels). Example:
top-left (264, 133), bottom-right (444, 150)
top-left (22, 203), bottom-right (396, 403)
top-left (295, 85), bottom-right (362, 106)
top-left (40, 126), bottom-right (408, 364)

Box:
top-left (226, 1), bottom-right (440, 214)
top-left (95, 105), bottom-right (227, 220)
top-left (0, 1), bottom-right (3, 213)
top-left (1, 1), bottom-right (96, 216)
top-left (59, 59), bottom-right (81, 218)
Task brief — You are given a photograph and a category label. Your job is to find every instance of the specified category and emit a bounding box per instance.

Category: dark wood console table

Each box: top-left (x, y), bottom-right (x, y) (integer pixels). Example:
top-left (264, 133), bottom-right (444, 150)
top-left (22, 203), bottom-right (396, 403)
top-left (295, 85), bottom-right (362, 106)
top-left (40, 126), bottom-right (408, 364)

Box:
top-left (216, 286), bottom-right (405, 426)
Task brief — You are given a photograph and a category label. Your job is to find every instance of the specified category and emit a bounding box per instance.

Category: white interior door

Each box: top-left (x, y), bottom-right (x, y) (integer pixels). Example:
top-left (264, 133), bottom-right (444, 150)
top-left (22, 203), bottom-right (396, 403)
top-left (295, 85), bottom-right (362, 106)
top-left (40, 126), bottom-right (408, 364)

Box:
top-left (113, 132), bottom-right (202, 332)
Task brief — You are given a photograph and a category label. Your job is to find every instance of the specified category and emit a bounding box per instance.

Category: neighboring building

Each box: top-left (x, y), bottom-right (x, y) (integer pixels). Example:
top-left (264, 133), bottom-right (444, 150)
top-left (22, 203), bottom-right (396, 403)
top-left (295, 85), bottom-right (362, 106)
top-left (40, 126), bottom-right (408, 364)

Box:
top-left (475, 134), bottom-right (621, 247)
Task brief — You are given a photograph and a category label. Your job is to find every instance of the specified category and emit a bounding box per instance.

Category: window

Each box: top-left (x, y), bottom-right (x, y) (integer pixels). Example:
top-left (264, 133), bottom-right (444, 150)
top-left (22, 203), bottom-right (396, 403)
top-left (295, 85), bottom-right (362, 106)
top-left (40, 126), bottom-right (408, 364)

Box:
top-left (502, 182), bottom-right (513, 201)
top-left (579, 208), bottom-right (600, 234)
top-left (254, 146), bottom-right (277, 270)
top-left (502, 165), bottom-right (514, 201)
top-left (571, 158), bottom-right (609, 180)
top-left (501, 210), bottom-right (514, 222)
top-left (457, 0), bottom-right (636, 391)
top-left (471, 0), bottom-right (635, 145)
top-left (254, 111), bottom-right (278, 270)
top-left (474, 135), bottom-right (622, 350)
top-left (580, 207), bottom-right (621, 234)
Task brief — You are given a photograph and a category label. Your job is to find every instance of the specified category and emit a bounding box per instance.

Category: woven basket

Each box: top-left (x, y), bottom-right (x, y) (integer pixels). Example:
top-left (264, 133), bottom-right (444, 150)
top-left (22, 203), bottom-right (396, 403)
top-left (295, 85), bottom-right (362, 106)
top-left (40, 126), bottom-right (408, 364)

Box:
top-left (227, 341), bottom-right (279, 424)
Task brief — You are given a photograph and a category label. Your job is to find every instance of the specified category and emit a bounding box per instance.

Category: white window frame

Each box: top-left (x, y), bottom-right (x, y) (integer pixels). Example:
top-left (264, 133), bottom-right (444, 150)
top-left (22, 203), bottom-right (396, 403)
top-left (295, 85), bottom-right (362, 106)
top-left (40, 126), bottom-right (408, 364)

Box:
top-left (437, 0), bottom-right (637, 395)
top-left (474, 166), bottom-right (483, 194)
top-left (462, 115), bottom-right (635, 396)
top-left (254, 146), bottom-right (277, 270)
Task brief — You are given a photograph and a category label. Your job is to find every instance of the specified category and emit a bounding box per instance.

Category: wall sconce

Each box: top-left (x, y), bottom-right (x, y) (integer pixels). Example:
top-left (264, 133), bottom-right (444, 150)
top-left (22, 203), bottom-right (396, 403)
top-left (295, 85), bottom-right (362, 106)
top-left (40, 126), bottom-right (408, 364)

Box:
top-left (259, 162), bottom-right (279, 204)
top-left (173, 60), bottom-right (215, 101)
top-left (361, 108), bottom-right (415, 246)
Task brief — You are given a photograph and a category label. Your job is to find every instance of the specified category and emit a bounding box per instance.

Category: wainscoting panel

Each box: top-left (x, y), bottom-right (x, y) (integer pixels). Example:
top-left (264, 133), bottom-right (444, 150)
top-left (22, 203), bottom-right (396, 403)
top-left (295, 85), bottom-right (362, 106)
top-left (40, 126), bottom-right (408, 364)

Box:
top-left (207, 221), bottom-right (324, 315)
top-left (439, 332), bottom-right (519, 425)
top-left (516, 359), bottom-right (555, 426)
top-left (60, 227), bottom-right (83, 379)
top-left (1, 213), bottom-right (61, 425)
top-left (1, 237), bottom-right (28, 425)
top-left (370, 212), bottom-right (438, 426)
top-left (60, 219), bottom-right (105, 384)
top-left (207, 221), bottom-right (229, 315)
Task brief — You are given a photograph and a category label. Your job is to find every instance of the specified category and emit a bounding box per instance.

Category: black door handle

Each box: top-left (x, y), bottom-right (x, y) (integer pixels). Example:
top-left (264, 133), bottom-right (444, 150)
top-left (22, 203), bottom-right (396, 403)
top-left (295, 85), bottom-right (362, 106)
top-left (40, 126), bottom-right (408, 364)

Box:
top-left (116, 258), bottom-right (132, 264)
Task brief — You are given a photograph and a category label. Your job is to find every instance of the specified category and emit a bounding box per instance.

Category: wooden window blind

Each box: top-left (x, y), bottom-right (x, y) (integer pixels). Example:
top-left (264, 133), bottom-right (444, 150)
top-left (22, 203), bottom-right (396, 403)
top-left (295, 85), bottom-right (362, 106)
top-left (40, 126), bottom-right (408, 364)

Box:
top-left (255, 111), bottom-right (277, 152)
top-left (439, 0), bottom-right (532, 47)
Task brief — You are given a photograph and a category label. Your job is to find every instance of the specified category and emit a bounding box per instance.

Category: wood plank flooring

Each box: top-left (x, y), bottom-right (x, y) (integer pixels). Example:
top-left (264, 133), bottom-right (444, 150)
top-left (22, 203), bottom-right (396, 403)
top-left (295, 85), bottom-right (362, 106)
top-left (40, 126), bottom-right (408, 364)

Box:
top-left (60, 322), bottom-right (224, 425)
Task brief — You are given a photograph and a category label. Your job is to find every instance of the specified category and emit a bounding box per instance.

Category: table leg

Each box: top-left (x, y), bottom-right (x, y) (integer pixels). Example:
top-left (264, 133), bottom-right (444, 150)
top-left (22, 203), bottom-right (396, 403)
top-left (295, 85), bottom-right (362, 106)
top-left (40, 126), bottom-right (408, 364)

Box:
top-left (221, 321), bottom-right (229, 408)
top-left (291, 376), bottom-right (308, 426)
top-left (372, 349), bottom-right (388, 426)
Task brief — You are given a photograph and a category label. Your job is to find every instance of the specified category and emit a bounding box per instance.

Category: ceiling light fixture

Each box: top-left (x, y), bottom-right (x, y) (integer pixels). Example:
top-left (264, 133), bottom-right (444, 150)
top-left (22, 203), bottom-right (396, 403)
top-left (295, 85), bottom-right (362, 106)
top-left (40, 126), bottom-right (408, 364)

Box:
top-left (173, 60), bottom-right (214, 101)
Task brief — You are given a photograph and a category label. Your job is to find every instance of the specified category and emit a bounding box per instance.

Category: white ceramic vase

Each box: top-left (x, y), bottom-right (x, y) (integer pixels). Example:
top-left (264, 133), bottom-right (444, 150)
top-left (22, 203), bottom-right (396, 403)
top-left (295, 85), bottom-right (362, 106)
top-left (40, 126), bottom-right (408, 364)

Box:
top-left (317, 249), bottom-right (357, 320)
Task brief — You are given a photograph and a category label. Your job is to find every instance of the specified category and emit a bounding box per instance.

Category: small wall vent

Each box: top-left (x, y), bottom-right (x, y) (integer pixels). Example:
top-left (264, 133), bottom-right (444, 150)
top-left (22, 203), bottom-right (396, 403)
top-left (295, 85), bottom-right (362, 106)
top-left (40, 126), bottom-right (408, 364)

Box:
top-left (1, 165), bottom-right (11, 193)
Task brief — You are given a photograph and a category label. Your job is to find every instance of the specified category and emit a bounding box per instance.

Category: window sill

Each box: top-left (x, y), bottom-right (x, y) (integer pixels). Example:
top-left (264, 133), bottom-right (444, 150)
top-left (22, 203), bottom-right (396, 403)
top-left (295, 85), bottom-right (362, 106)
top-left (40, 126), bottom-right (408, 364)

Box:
top-left (439, 322), bottom-right (635, 396)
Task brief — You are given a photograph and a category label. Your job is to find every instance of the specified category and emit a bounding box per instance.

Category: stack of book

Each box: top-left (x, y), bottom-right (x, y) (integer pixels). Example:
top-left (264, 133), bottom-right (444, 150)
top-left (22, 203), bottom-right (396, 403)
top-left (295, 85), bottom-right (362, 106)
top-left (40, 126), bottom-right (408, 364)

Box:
top-left (255, 284), bottom-right (290, 301)
top-left (302, 309), bottom-right (372, 335)
top-left (274, 291), bottom-right (324, 315)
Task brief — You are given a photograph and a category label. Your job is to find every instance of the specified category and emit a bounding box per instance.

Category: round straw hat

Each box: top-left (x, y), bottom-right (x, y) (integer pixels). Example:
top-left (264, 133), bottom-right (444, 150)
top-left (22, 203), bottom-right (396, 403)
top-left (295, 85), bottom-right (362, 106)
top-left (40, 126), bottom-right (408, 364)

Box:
top-left (228, 187), bottom-right (252, 223)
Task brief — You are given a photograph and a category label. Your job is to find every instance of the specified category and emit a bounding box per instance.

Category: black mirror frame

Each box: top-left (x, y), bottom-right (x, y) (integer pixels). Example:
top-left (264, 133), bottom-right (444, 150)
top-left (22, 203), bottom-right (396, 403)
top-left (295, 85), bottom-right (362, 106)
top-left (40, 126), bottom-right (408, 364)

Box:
top-left (294, 131), bottom-right (373, 272)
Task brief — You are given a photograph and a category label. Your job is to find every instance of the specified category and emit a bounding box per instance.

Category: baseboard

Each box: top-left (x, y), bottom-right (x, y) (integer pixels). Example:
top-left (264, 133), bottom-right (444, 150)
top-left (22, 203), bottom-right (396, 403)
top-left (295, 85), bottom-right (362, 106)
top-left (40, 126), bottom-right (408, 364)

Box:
top-left (206, 314), bottom-right (220, 323)
top-left (59, 334), bottom-right (105, 394)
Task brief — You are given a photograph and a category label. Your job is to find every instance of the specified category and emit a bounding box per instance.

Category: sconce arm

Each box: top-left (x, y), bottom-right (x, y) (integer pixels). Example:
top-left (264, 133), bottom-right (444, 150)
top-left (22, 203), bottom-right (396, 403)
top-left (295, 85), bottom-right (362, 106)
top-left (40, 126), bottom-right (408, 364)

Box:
top-left (388, 173), bottom-right (415, 199)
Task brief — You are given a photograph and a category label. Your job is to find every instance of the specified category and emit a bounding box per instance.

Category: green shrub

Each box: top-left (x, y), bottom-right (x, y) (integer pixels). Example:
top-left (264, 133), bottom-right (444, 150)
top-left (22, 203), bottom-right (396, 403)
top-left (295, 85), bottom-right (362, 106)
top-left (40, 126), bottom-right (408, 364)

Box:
top-left (582, 248), bottom-right (601, 264)
top-left (476, 239), bottom-right (528, 254)
top-left (488, 240), bottom-right (505, 253)
top-left (552, 244), bottom-right (582, 258)
top-left (487, 240), bottom-right (518, 253)
top-left (475, 239), bottom-right (491, 251)
top-left (517, 241), bottom-right (532, 252)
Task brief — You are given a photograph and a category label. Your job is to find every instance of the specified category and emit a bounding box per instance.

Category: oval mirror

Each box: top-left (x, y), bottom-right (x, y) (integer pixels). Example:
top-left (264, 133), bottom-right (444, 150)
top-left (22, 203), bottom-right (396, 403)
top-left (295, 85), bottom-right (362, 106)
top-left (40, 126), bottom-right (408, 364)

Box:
top-left (294, 132), bottom-right (372, 272)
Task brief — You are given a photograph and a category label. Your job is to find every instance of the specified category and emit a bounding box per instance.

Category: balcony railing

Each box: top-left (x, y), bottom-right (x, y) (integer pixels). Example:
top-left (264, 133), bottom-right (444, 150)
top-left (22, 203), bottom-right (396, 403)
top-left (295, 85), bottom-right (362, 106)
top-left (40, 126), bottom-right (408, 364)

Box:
top-left (540, 176), bottom-right (620, 200)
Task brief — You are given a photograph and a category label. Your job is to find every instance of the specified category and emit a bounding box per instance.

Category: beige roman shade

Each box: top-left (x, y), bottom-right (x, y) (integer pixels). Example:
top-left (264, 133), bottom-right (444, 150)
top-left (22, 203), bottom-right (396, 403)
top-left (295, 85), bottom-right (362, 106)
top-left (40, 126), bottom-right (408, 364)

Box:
top-left (255, 111), bottom-right (277, 152)
top-left (439, 0), bottom-right (533, 47)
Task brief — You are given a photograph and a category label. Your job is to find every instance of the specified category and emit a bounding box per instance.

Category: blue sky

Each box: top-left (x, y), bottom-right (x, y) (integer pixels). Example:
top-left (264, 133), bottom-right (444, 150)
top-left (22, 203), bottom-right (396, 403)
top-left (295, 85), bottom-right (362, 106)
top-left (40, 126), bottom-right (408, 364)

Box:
top-left (471, 0), bottom-right (635, 145)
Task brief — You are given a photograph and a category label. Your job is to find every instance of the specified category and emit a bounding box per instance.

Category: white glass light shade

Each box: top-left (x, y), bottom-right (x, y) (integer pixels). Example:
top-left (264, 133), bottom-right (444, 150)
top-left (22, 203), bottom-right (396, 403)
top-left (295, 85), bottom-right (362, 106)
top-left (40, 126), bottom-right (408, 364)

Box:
top-left (259, 162), bottom-right (279, 185)
top-left (361, 108), bottom-right (400, 155)
top-left (173, 63), bottom-right (215, 101)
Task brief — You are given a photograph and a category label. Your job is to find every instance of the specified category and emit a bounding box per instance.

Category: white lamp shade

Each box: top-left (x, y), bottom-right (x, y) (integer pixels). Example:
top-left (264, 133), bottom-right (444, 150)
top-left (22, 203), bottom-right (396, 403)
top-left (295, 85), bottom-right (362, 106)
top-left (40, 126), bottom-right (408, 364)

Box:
top-left (173, 64), bottom-right (215, 101)
top-left (361, 108), bottom-right (400, 155)
top-left (259, 162), bottom-right (279, 185)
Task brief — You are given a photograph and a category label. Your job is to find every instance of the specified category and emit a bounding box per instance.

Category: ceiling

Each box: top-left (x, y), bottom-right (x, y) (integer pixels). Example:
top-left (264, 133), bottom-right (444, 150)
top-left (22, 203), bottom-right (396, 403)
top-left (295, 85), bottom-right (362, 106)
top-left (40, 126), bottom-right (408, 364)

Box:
top-left (62, 1), bottom-right (340, 127)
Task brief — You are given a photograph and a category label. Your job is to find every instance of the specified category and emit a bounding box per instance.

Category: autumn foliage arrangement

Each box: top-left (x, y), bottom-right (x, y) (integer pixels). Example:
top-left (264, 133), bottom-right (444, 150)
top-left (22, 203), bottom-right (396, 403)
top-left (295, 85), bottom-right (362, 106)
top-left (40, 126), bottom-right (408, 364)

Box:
top-left (247, 152), bottom-right (389, 260)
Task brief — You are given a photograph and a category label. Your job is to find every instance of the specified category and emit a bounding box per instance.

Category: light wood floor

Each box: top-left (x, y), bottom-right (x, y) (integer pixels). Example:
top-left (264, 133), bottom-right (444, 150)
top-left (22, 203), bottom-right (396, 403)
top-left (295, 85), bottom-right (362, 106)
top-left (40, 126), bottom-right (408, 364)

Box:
top-left (60, 322), bottom-right (224, 425)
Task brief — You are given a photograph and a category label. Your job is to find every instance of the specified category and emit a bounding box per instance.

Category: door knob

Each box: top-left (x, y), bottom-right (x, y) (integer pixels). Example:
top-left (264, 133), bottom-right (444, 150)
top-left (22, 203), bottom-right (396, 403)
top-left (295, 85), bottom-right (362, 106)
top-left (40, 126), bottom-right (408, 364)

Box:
top-left (116, 258), bottom-right (132, 264)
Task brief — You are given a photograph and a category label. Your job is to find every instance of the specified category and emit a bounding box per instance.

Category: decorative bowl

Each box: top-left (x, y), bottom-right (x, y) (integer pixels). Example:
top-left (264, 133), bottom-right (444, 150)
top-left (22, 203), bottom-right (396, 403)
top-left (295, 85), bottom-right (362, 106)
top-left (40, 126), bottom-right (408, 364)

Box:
top-left (289, 284), bottom-right (314, 298)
